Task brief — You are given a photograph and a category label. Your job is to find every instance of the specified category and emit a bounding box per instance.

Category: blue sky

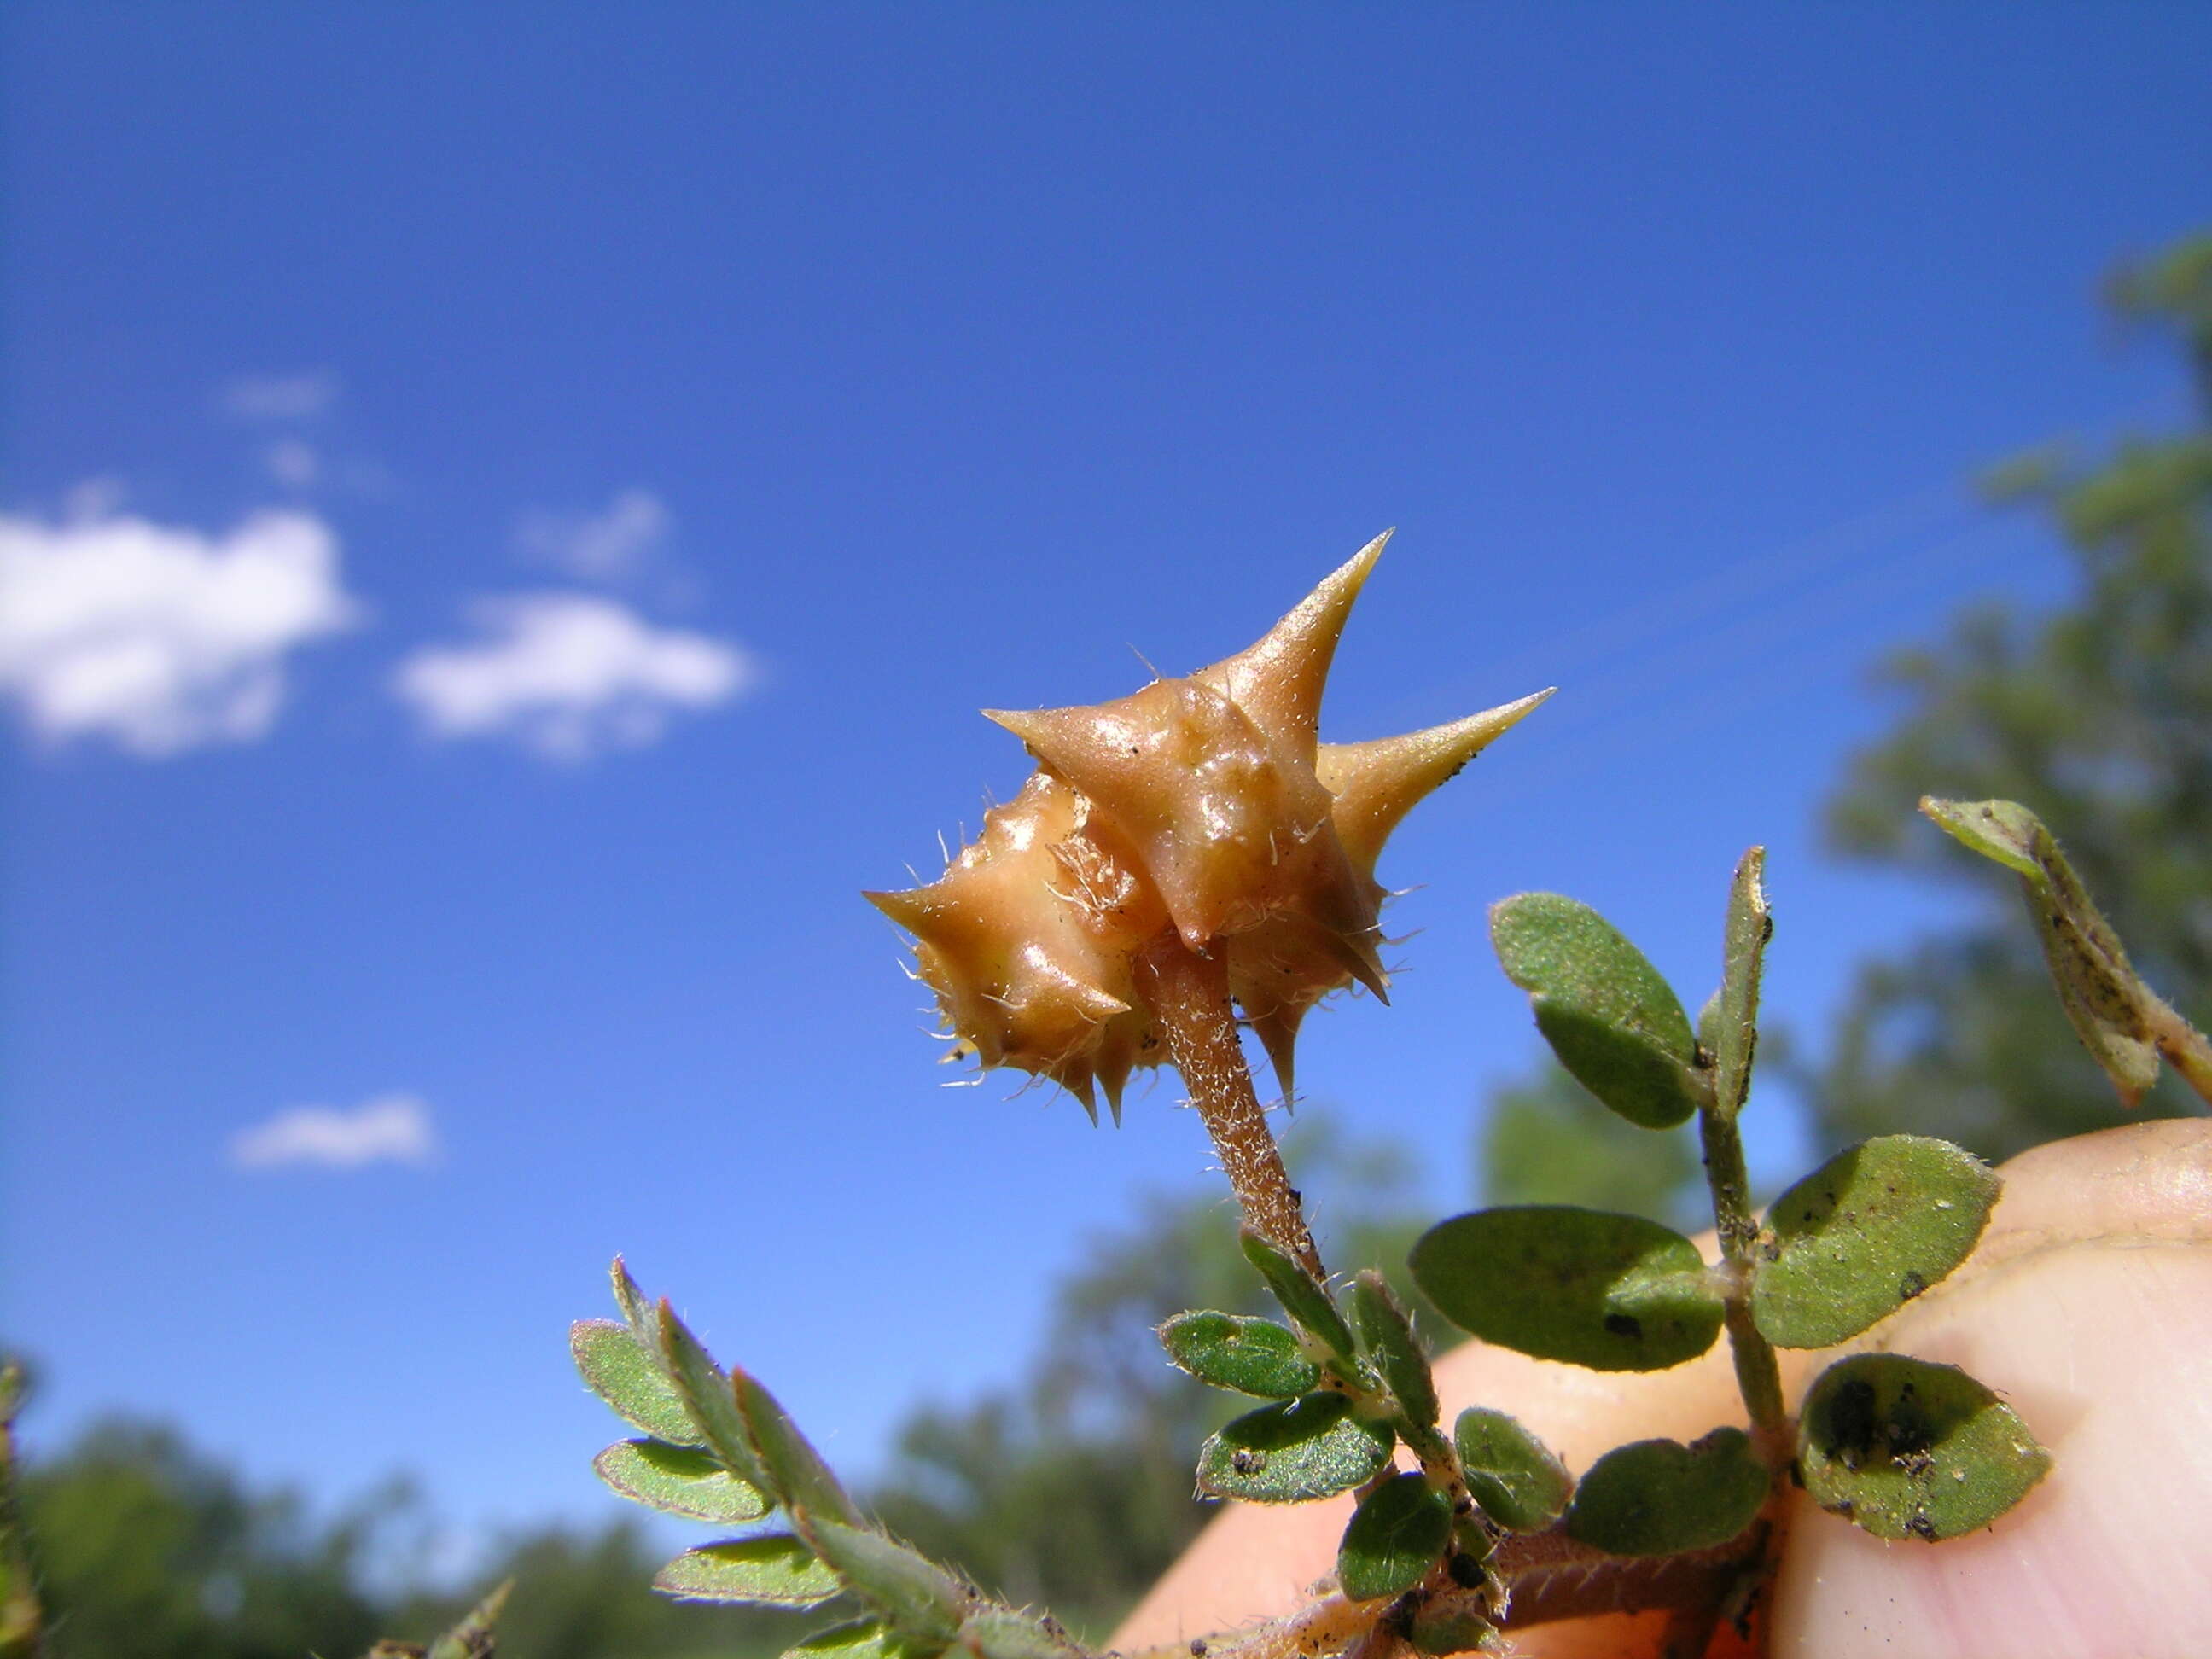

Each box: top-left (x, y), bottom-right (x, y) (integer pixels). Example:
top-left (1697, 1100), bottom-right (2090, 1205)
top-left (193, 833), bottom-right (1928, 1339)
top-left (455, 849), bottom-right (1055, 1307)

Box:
top-left (3, 3), bottom-right (2209, 1565)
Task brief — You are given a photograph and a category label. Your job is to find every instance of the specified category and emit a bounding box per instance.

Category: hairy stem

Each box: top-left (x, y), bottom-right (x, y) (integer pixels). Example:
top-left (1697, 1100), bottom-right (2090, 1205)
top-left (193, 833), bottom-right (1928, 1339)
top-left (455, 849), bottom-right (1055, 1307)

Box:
top-left (1137, 935), bottom-right (1321, 1274)
top-left (2145, 994), bottom-right (2212, 1109)
top-left (1700, 1108), bottom-right (1791, 1470)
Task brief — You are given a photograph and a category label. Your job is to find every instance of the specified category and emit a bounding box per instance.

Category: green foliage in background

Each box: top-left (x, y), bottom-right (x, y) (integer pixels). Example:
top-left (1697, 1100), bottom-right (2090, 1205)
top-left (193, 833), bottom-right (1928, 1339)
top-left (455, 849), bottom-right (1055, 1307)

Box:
top-left (1815, 234), bottom-right (2212, 1161)
top-left (1478, 1060), bottom-right (1701, 1227)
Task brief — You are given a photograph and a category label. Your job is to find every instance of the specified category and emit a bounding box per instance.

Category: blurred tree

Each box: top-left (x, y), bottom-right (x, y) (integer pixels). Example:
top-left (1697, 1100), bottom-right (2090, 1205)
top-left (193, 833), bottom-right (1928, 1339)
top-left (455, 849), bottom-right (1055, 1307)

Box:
top-left (1813, 231), bottom-right (2212, 1161)
top-left (20, 1417), bottom-right (390, 1659)
top-left (1478, 1059), bottom-right (1701, 1227)
top-left (386, 1521), bottom-right (797, 1659)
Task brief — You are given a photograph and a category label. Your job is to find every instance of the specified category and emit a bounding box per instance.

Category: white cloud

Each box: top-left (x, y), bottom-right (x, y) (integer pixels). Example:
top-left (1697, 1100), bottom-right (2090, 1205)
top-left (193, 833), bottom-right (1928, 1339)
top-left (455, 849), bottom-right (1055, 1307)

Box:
top-left (231, 1092), bottom-right (439, 1171)
top-left (393, 591), bottom-right (752, 760)
top-left (0, 505), bottom-right (358, 755)
top-left (218, 370), bottom-right (341, 422)
top-left (514, 489), bottom-right (670, 582)
top-left (264, 439), bottom-right (321, 489)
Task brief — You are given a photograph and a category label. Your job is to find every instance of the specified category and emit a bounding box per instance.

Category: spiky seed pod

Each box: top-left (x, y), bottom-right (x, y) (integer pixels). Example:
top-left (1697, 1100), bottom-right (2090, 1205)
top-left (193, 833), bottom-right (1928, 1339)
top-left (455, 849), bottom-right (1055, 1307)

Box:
top-left (870, 533), bottom-right (1549, 1114)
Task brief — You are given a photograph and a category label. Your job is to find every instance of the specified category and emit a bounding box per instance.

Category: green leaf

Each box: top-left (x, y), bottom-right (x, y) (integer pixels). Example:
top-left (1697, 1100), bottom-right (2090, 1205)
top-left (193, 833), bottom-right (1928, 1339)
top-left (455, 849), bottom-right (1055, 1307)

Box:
top-left (1349, 1273), bottom-right (1438, 1427)
top-left (571, 1319), bottom-right (701, 1446)
top-left (1920, 797), bottom-right (2162, 1104)
top-left (1752, 1136), bottom-right (2000, 1348)
top-left (654, 1535), bottom-right (842, 1607)
top-left (784, 1618), bottom-right (909, 1659)
top-left (1452, 1408), bottom-right (1572, 1532)
top-left (801, 1518), bottom-right (968, 1639)
top-left (1706, 848), bottom-right (1772, 1121)
top-left (1410, 1207), bottom-right (1724, 1371)
top-left (1158, 1312), bottom-right (1320, 1399)
top-left (733, 1363), bottom-right (864, 1528)
top-left (958, 1611), bottom-right (1086, 1659)
top-left (610, 1255), bottom-right (655, 1342)
top-left (1406, 1604), bottom-right (1496, 1656)
top-left (425, 1579), bottom-right (511, 1659)
top-left (1337, 1473), bottom-right (1452, 1602)
top-left (652, 1302), bottom-right (771, 1491)
top-left (593, 1438), bottom-right (772, 1523)
top-left (1798, 1354), bottom-right (2051, 1541)
top-left (1238, 1229), bottom-right (1358, 1362)
top-left (1196, 1392), bottom-right (1394, 1503)
top-left (1491, 894), bottom-right (1706, 1129)
top-left (1563, 1429), bottom-right (1767, 1557)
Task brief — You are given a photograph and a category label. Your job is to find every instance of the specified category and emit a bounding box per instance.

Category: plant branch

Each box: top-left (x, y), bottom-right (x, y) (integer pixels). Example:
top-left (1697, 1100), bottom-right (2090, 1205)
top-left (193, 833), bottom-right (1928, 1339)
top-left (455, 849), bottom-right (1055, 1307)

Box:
top-left (2144, 993), bottom-right (2212, 1109)
top-left (1137, 934), bottom-right (1322, 1275)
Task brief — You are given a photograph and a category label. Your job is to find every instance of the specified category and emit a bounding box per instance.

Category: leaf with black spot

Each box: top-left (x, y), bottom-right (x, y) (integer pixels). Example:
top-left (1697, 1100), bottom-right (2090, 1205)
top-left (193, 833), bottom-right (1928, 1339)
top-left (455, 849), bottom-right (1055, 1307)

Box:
top-left (1798, 1354), bottom-right (2050, 1541)
top-left (1196, 1391), bottom-right (1394, 1503)
top-left (1752, 1136), bottom-right (1999, 1348)
top-left (1158, 1311), bottom-right (1320, 1399)
top-left (1410, 1207), bottom-right (1723, 1371)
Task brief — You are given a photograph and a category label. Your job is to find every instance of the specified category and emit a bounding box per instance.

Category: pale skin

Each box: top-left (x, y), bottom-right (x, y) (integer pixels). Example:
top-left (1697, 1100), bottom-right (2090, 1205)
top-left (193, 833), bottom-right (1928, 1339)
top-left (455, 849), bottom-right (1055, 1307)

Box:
top-left (1114, 1119), bottom-right (2212, 1659)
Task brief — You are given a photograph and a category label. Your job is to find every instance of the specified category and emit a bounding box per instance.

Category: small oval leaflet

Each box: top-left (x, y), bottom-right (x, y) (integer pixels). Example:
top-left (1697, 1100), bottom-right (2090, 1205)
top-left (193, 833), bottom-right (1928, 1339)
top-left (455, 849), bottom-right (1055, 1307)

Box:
top-left (1490, 893), bottom-right (1705, 1129)
top-left (654, 1301), bottom-right (773, 1492)
top-left (1752, 1135), bottom-right (2000, 1349)
top-left (1563, 1428), bottom-right (1767, 1557)
top-left (593, 1436), bottom-right (771, 1523)
top-left (1452, 1407), bottom-right (1572, 1532)
top-left (571, 1318), bottom-right (701, 1447)
top-left (1410, 1206), bottom-right (1724, 1371)
top-left (1349, 1272), bottom-right (1438, 1428)
top-left (1798, 1353), bottom-right (2051, 1541)
top-left (1239, 1229), bottom-right (1359, 1362)
top-left (958, 1610), bottom-right (1087, 1659)
top-left (1196, 1391), bottom-right (1394, 1503)
top-left (734, 1362), bottom-right (864, 1528)
top-left (654, 1534), bottom-right (842, 1607)
top-left (1158, 1311), bottom-right (1320, 1399)
top-left (1337, 1472), bottom-right (1453, 1603)
top-left (804, 1517), bottom-right (970, 1639)
top-left (783, 1618), bottom-right (907, 1659)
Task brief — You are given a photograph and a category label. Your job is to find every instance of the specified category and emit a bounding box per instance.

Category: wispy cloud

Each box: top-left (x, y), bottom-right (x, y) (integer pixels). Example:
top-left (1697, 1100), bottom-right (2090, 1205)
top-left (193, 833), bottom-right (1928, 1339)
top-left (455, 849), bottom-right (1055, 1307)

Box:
top-left (218, 370), bottom-right (341, 422)
top-left (263, 439), bottom-right (321, 490)
top-left (513, 489), bottom-right (670, 583)
top-left (392, 591), bottom-right (753, 760)
top-left (231, 1092), bottom-right (439, 1171)
top-left (0, 504), bottom-right (359, 755)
